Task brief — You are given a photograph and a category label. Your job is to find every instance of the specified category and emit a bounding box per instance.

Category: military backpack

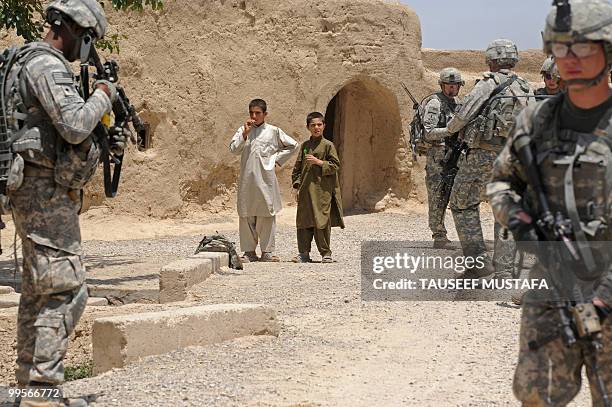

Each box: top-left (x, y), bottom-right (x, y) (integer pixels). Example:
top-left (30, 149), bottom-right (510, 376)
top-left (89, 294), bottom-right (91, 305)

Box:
top-left (464, 73), bottom-right (531, 150)
top-left (195, 233), bottom-right (243, 270)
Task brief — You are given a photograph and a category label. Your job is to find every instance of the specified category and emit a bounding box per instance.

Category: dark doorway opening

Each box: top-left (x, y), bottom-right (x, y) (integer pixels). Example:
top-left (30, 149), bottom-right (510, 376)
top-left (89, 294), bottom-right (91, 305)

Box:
top-left (323, 78), bottom-right (402, 211)
top-left (323, 93), bottom-right (338, 143)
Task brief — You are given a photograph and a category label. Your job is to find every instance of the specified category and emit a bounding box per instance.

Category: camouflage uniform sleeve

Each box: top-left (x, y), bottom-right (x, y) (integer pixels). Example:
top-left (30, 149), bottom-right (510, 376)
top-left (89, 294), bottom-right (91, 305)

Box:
top-left (486, 107), bottom-right (534, 228)
top-left (421, 97), bottom-right (451, 142)
top-left (447, 77), bottom-right (496, 134)
top-left (23, 53), bottom-right (112, 145)
top-left (596, 274), bottom-right (612, 306)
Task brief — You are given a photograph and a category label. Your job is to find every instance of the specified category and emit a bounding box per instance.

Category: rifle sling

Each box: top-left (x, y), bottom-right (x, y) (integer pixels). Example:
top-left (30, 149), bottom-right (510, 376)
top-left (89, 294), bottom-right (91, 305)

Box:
top-left (563, 144), bottom-right (597, 276)
top-left (561, 105), bottom-right (612, 277)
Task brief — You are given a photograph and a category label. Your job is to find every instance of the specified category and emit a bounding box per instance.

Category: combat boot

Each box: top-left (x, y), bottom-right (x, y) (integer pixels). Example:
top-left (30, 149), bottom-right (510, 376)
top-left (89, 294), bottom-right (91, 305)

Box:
top-left (460, 254), bottom-right (495, 279)
top-left (433, 237), bottom-right (454, 249)
top-left (492, 271), bottom-right (513, 281)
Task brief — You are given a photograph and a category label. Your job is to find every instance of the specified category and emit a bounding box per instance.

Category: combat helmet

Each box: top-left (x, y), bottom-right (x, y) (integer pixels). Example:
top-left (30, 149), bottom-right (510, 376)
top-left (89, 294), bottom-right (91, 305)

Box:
top-left (543, 0), bottom-right (612, 86)
top-left (438, 67), bottom-right (465, 86)
top-left (540, 56), bottom-right (555, 74)
top-left (485, 39), bottom-right (519, 67)
top-left (46, 0), bottom-right (108, 39)
top-left (540, 56), bottom-right (560, 81)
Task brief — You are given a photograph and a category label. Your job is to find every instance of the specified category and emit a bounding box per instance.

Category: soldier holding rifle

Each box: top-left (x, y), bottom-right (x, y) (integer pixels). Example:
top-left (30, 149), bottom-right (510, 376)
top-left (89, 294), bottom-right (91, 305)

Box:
top-left (488, 0), bottom-right (612, 404)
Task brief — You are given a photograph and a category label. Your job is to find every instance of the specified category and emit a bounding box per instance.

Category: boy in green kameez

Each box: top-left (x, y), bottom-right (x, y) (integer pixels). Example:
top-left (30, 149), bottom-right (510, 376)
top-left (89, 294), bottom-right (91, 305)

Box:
top-left (291, 112), bottom-right (345, 263)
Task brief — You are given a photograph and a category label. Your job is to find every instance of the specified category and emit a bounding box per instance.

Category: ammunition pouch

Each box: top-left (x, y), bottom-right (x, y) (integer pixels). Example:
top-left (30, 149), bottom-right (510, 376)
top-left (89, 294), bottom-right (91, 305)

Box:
top-left (572, 303), bottom-right (602, 338)
top-left (54, 141), bottom-right (100, 190)
top-left (463, 116), bottom-right (485, 149)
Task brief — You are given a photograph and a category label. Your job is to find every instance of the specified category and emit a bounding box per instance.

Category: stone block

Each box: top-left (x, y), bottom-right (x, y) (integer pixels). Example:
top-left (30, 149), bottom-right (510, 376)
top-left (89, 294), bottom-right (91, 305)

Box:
top-left (159, 258), bottom-right (213, 304)
top-left (92, 304), bottom-right (279, 374)
top-left (188, 252), bottom-right (229, 270)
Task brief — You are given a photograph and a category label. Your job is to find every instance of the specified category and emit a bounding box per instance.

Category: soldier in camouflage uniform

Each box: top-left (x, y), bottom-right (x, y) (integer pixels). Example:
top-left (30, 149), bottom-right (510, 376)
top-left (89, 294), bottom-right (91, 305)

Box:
top-left (435, 39), bottom-right (533, 278)
top-left (420, 68), bottom-right (464, 249)
top-left (535, 56), bottom-right (561, 99)
top-left (487, 0), bottom-right (612, 404)
top-left (3, 0), bottom-right (120, 405)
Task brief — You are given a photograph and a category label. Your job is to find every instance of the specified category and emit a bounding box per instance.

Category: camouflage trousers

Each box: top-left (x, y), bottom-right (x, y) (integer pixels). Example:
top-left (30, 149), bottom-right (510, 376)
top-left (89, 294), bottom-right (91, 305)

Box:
top-left (425, 145), bottom-right (449, 240)
top-left (448, 148), bottom-right (517, 272)
top-left (514, 300), bottom-right (611, 406)
top-left (9, 176), bottom-right (87, 385)
top-left (494, 221), bottom-right (517, 277)
top-left (449, 148), bottom-right (497, 257)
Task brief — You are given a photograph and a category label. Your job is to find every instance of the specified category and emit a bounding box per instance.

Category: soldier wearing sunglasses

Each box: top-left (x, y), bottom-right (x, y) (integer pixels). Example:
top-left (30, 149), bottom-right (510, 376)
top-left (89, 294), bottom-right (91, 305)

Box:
top-left (488, 0), bottom-right (612, 405)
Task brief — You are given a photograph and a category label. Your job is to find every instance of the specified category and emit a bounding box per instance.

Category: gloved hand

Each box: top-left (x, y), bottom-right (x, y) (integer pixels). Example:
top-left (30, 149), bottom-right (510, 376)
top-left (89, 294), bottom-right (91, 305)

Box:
top-left (508, 210), bottom-right (539, 255)
top-left (94, 79), bottom-right (117, 104)
top-left (109, 126), bottom-right (128, 156)
top-left (508, 210), bottom-right (538, 241)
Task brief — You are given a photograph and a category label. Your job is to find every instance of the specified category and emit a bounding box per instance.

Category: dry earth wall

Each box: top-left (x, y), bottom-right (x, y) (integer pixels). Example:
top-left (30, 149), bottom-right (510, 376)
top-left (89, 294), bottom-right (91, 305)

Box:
top-left (0, 1), bottom-right (549, 216)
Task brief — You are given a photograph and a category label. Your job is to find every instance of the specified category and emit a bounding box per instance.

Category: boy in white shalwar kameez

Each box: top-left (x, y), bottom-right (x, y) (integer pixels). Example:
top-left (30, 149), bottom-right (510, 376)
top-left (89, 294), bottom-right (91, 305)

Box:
top-left (229, 99), bottom-right (298, 262)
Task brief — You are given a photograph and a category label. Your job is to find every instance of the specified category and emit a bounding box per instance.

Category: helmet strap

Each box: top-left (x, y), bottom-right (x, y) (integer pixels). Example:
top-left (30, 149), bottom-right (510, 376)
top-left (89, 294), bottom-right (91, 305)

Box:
top-left (564, 49), bottom-right (610, 90)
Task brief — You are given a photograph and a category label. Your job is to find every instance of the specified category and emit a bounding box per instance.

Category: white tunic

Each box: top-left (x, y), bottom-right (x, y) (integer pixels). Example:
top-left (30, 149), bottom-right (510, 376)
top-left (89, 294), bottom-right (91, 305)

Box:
top-left (230, 123), bottom-right (298, 217)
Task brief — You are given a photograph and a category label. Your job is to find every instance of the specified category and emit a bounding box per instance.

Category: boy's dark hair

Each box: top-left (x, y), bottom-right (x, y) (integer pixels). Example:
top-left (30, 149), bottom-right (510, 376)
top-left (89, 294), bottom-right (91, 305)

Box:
top-left (249, 99), bottom-right (267, 112)
top-left (306, 111), bottom-right (325, 126)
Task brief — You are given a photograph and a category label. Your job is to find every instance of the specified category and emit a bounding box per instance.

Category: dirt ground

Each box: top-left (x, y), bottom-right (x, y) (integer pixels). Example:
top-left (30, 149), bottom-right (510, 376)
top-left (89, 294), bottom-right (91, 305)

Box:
top-left (0, 186), bottom-right (594, 406)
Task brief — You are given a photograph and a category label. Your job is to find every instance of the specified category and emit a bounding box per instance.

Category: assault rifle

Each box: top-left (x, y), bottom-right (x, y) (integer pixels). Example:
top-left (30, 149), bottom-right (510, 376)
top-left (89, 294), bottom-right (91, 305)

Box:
top-left (437, 135), bottom-right (466, 211)
top-left (80, 40), bottom-right (148, 198)
top-left (400, 82), bottom-right (423, 161)
top-left (513, 133), bottom-right (610, 407)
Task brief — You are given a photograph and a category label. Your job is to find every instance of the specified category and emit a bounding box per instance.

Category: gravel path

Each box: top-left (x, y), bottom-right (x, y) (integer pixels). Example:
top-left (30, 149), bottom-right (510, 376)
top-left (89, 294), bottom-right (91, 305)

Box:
top-left (1, 208), bottom-right (593, 406)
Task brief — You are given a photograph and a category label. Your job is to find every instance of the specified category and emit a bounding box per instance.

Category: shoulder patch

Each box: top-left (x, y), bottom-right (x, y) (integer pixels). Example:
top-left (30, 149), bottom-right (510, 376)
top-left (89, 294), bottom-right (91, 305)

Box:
top-left (52, 71), bottom-right (73, 85)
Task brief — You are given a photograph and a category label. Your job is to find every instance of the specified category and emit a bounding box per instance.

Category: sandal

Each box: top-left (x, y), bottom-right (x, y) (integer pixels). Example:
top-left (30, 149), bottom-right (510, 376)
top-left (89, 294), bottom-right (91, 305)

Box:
top-left (292, 253), bottom-right (312, 263)
top-left (241, 251), bottom-right (259, 263)
top-left (260, 252), bottom-right (280, 262)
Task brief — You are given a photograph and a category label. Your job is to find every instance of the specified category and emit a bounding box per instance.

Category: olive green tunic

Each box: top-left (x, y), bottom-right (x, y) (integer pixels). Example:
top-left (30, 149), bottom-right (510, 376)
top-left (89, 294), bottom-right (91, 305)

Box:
top-left (291, 137), bottom-right (345, 230)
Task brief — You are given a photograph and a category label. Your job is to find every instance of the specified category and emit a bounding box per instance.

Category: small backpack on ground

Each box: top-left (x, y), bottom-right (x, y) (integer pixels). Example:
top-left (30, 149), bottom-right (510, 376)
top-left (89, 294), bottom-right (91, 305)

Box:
top-left (195, 233), bottom-right (243, 270)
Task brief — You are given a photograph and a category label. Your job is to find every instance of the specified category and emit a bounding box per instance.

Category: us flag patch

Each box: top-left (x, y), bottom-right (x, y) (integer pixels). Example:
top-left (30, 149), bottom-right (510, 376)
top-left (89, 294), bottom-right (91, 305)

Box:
top-left (52, 71), bottom-right (73, 85)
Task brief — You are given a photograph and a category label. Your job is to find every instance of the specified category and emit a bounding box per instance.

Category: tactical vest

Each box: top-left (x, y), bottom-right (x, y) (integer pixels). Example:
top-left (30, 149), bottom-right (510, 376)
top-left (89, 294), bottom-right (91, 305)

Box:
top-left (467, 72), bottom-right (531, 152)
top-left (0, 43), bottom-right (99, 201)
top-left (526, 94), bottom-right (612, 280)
top-left (420, 92), bottom-right (457, 147)
top-left (2, 43), bottom-right (74, 171)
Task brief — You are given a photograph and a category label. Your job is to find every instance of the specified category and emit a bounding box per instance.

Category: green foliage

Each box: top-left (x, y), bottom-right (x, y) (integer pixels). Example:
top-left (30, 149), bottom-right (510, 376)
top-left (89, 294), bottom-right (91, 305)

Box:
top-left (0, 0), bottom-right (44, 42)
top-left (98, 32), bottom-right (128, 54)
top-left (0, 0), bottom-right (163, 52)
top-left (64, 361), bottom-right (94, 381)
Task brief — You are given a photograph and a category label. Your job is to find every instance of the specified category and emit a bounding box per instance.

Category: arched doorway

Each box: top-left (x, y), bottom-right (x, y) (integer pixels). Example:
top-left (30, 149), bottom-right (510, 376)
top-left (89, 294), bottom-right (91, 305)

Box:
top-left (324, 78), bottom-right (402, 211)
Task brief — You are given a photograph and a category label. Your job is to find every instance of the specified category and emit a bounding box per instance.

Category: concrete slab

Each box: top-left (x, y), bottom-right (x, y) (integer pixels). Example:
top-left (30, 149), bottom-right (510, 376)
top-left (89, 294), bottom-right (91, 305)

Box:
top-left (0, 292), bottom-right (20, 308)
top-left (188, 252), bottom-right (229, 270)
top-left (0, 293), bottom-right (109, 308)
top-left (159, 258), bottom-right (214, 304)
top-left (87, 297), bottom-right (109, 306)
top-left (92, 304), bottom-right (279, 374)
top-left (87, 286), bottom-right (159, 304)
top-left (0, 285), bottom-right (15, 295)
